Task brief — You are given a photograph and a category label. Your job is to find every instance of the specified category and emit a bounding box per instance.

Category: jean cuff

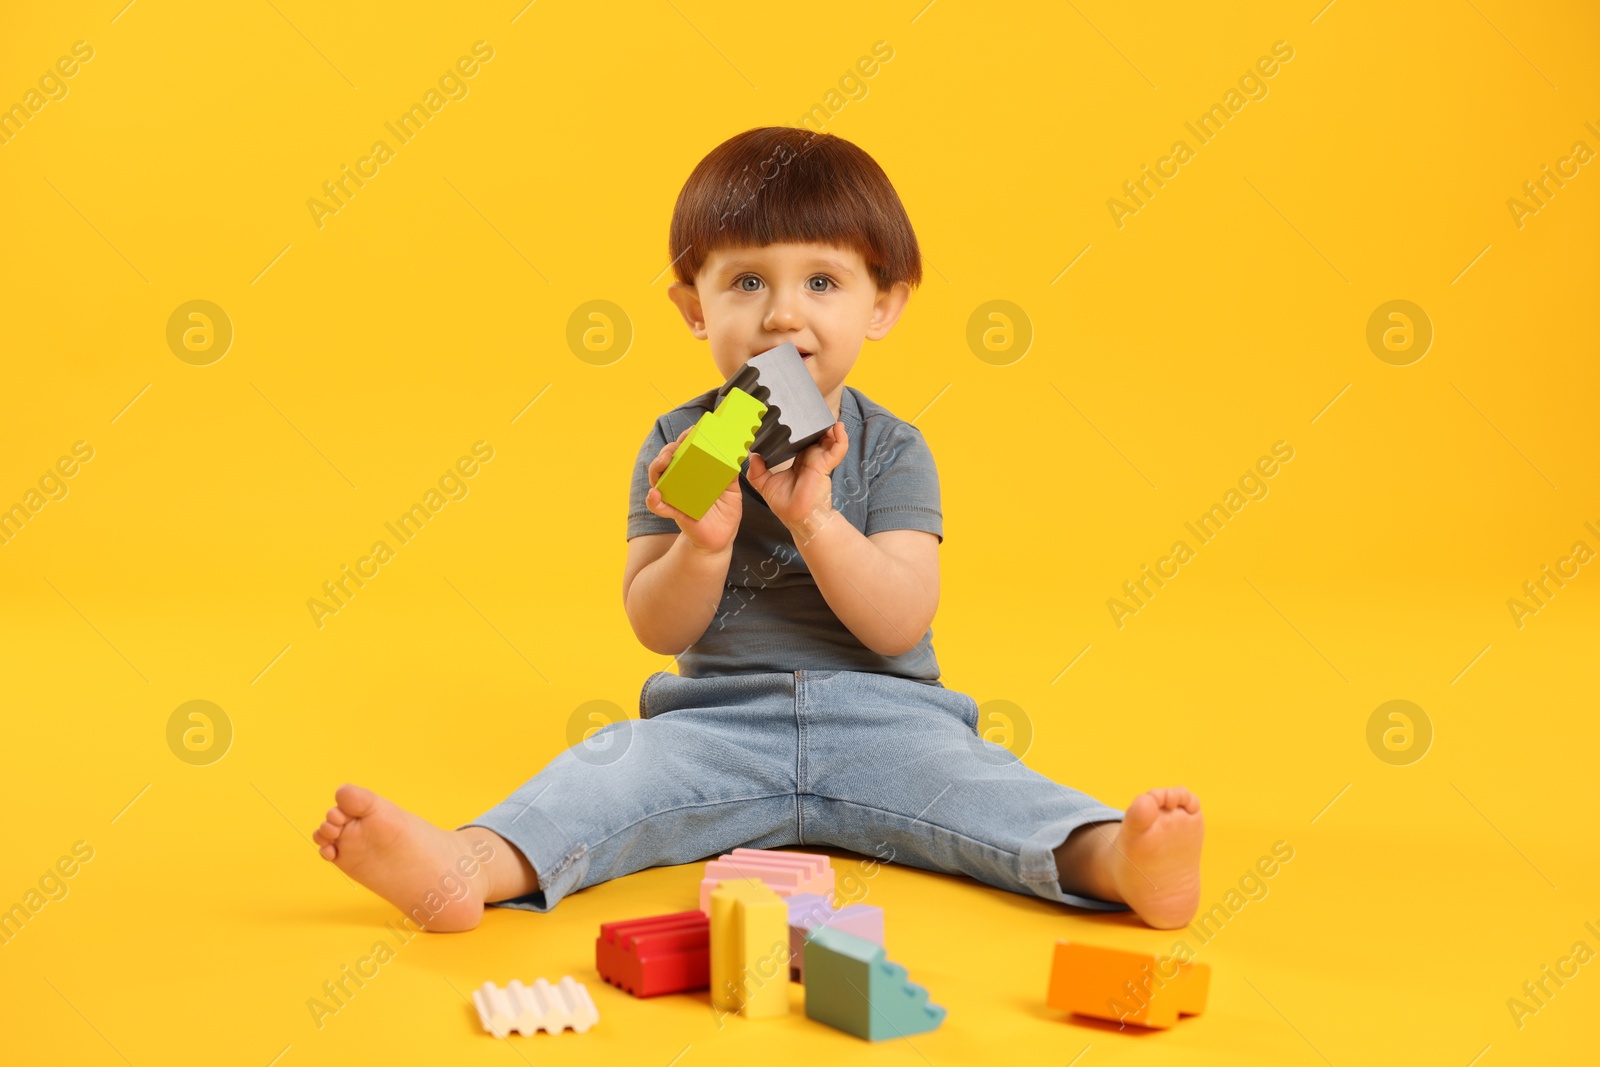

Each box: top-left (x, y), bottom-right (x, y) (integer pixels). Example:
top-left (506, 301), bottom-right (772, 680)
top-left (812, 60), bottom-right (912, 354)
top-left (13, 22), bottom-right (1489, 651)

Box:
top-left (459, 803), bottom-right (590, 914)
top-left (1018, 806), bottom-right (1130, 912)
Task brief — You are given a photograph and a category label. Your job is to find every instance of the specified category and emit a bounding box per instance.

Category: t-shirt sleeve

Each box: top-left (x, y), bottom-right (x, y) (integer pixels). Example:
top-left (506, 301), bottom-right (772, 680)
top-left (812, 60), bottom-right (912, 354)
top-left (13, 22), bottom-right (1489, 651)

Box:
top-left (862, 421), bottom-right (943, 541)
top-left (627, 418), bottom-right (682, 540)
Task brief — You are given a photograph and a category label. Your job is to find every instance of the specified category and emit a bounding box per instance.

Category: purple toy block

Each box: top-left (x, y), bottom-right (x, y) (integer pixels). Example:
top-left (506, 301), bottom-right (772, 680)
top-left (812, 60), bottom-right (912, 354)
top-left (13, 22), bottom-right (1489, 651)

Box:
top-left (826, 905), bottom-right (885, 947)
top-left (786, 895), bottom-right (885, 982)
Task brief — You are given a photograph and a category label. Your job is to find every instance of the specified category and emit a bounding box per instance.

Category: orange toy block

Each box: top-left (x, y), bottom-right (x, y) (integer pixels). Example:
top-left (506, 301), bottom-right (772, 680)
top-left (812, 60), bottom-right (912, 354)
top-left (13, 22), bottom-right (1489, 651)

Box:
top-left (1046, 941), bottom-right (1210, 1030)
top-left (697, 848), bottom-right (835, 913)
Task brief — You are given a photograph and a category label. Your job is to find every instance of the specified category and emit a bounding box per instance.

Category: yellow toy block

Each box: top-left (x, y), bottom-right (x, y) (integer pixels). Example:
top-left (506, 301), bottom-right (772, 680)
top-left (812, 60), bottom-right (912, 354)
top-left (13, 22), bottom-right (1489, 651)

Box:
top-left (709, 878), bottom-right (790, 1020)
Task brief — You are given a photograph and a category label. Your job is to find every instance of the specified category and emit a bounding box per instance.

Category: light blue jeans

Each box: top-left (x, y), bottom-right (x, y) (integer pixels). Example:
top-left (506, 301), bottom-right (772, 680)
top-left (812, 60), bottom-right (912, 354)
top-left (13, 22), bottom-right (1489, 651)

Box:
top-left (463, 669), bottom-right (1128, 913)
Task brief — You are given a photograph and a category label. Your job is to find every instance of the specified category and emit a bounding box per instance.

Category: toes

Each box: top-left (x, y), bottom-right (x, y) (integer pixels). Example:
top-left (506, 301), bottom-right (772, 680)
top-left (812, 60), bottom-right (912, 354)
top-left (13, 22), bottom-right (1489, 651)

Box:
top-left (335, 783), bottom-right (378, 818)
top-left (318, 843), bottom-right (337, 861)
top-left (1123, 791), bottom-right (1160, 831)
top-left (326, 805), bottom-right (349, 827)
top-left (315, 821), bottom-right (342, 845)
top-left (1146, 786), bottom-right (1201, 814)
top-left (1154, 786), bottom-right (1200, 814)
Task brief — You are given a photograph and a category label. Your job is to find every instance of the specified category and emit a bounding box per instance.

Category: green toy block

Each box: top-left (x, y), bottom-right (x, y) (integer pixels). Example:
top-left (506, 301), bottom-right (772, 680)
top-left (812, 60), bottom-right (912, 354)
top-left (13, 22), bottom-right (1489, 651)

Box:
top-left (802, 926), bottom-right (946, 1042)
top-left (656, 387), bottom-right (767, 520)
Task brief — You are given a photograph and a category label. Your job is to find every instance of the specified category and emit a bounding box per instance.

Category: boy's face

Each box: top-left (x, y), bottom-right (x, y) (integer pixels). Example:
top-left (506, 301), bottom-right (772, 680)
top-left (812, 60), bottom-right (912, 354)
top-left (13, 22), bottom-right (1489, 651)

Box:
top-left (667, 241), bottom-right (910, 416)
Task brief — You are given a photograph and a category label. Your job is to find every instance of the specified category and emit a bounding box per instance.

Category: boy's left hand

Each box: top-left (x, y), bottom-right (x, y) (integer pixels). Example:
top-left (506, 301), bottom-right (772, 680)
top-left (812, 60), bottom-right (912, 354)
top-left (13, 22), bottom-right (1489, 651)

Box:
top-left (745, 420), bottom-right (848, 536)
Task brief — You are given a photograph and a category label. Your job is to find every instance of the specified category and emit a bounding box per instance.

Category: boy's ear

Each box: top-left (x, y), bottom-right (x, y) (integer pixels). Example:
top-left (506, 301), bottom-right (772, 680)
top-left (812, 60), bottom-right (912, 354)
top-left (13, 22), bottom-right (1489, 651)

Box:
top-left (864, 281), bottom-right (912, 342)
top-left (666, 282), bottom-right (708, 339)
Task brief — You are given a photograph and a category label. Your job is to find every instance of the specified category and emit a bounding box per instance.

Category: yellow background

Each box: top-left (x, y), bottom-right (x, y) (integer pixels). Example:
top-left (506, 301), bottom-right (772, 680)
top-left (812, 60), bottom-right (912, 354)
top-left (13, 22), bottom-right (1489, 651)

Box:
top-left (2, 1), bottom-right (1596, 1063)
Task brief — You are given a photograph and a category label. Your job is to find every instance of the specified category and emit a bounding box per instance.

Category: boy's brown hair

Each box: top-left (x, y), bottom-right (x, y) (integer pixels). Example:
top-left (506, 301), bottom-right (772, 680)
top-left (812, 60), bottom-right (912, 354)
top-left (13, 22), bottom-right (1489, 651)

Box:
top-left (669, 126), bottom-right (922, 293)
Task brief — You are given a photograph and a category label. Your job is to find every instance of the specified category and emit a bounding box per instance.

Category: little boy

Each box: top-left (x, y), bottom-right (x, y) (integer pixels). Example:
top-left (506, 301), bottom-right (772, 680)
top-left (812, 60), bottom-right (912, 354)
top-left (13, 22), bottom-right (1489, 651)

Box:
top-left (313, 127), bottom-right (1202, 932)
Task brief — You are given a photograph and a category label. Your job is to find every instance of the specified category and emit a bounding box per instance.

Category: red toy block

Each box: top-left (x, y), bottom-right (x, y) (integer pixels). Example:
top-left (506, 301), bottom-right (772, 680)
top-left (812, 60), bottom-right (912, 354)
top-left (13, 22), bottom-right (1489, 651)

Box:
top-left (595, 911), bottom-right (710, 998)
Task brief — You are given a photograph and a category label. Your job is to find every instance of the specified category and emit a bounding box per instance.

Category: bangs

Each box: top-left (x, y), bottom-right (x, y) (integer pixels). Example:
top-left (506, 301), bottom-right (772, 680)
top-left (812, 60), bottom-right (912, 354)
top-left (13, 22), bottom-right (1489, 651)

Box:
top-left (669, 126), bottom-right (921, 292)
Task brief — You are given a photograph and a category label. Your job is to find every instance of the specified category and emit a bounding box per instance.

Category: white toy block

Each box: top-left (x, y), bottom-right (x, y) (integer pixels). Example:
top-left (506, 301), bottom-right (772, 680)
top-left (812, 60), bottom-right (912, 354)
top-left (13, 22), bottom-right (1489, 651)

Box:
top-left (472, 976), bottom-right (599, 1037)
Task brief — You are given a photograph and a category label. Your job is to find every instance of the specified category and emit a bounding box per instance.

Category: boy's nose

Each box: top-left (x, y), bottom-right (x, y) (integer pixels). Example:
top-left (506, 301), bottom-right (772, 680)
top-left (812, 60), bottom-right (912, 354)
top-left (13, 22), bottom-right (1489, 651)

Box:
top-left (762, 293), bottom-right (804, 331)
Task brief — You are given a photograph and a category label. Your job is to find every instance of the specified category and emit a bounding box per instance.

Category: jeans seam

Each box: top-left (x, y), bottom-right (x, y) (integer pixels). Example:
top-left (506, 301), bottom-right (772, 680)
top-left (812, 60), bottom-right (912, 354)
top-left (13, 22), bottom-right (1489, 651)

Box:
top-left (583, 792), bottom-right (798, 854)
top-left (794, 671), bottom-right (808, 844)
top-left (543, 842), bottom-right (587, 883)
top-left (638, 671), bottom-right (662, 719)
top-left (803, 793), bottom-right (1023, 862)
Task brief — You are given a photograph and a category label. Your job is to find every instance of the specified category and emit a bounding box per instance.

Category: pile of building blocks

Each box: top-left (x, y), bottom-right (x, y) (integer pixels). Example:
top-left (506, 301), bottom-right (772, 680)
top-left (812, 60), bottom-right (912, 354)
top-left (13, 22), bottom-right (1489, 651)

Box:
top-left (531, 846), bottom-right (1225, 1043)
top-left (472, 977), bottom-right (599, 1037)
top-left (595, 910), bottom-right (709, 997)
top-left (591, 848), bottom-right (941, 1042)
top-left (1046, 941), bottom-right (1210, 1029)
top-left (784, 892), bottom-right (885, 982)
top-left (714, 342), bottom-right (837, 471)
top-left (697, 847), bottom-right (836, 913)
top-left (655, 386), bottom-right (766, 520)
top-left (803, 925), bottom-right (947, 1041)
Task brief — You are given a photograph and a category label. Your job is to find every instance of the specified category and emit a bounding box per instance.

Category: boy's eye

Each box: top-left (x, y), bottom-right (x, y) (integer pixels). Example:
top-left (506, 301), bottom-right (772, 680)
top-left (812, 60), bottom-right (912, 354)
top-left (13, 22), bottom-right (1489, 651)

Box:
top-left (731, 274), bottom-right (836, 292)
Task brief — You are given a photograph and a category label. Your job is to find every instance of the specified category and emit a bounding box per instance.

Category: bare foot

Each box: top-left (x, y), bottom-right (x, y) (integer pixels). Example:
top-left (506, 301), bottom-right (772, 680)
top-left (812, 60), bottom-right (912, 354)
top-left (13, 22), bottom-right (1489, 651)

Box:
top-left (1056, 787), bottom-right (1204, 930)
top-left (311, 784), bottom-right (530, 932)
top-left (1107, 787), bottom-right (1204, 929)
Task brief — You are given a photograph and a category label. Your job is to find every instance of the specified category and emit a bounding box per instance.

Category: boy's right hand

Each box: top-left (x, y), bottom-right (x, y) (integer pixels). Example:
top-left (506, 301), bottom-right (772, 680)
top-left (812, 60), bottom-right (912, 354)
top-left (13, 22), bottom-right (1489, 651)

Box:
top-left (644, 426), bottom-right (743, 555)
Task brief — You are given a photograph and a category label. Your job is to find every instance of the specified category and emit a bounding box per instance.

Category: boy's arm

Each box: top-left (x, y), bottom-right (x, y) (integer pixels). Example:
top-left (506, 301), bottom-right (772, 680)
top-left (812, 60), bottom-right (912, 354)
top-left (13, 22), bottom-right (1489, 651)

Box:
top-left (746, 422), bottom-right (940, 658)
top-left (792, 521), bottom-right (939, 657)
top-left (622, 424), bottom-right (744, 656)
top-left (623, 533), bottom-right (731, 656)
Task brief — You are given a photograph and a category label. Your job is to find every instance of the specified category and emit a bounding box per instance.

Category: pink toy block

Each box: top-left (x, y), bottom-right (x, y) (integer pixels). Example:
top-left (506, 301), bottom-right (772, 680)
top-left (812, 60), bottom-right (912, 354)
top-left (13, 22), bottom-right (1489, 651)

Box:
top-left (698, 848), bottom-right (835, 913)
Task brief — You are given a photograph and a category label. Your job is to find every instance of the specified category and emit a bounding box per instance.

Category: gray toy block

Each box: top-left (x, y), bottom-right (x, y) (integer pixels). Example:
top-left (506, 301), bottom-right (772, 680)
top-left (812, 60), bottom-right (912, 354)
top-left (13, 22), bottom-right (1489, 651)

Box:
top-left (714, 343), bottom-right (836, 470)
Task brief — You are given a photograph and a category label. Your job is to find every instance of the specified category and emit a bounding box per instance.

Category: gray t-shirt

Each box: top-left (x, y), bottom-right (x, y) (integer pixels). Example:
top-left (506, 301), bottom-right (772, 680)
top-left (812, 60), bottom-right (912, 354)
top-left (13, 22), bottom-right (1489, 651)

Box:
top-left (627, 384), bottom-right (943, 682)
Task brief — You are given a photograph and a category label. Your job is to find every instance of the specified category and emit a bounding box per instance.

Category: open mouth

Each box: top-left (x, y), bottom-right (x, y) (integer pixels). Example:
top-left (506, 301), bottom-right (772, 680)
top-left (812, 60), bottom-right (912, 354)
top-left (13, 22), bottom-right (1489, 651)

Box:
top-left (798, 349), bottom-right (814, 360)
